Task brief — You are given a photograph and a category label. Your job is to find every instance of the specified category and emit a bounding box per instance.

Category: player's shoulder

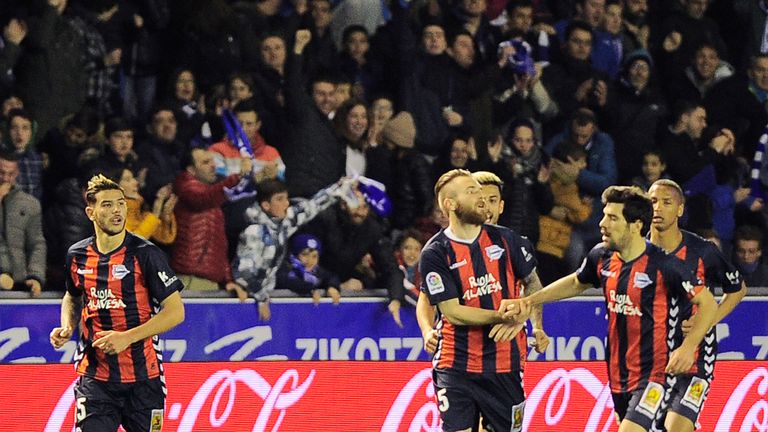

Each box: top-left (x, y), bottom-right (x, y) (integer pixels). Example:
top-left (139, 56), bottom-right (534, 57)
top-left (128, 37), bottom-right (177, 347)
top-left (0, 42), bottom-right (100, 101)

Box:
top-left (484, 224), bottom-right (531, 246)
top-left (587, 242), bottom-right (614, 259)
top-left (67, 236), bottom-right (94, 257)
top-left (681, 230), bottom-right (719, 255)
top-left (422, 229), bottom-right (450, 252)
top-left (125, 233), bottom-right (164, 257)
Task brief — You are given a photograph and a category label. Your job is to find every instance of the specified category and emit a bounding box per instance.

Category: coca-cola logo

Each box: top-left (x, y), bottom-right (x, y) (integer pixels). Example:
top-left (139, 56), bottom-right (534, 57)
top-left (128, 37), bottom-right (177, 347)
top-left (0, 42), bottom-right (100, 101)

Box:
top-left (382, 368), bottom-right (440, 431)
top-left (715, 367), bottom-right (768, 432)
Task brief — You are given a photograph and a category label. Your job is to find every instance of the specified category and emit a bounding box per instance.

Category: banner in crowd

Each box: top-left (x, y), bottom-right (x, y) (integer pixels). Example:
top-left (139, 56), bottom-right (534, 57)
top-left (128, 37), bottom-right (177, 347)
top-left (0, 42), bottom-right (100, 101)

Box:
top-left (1, 297), bottom-right (766, 363)
top-left (2, 361), bottom-right (766, 431)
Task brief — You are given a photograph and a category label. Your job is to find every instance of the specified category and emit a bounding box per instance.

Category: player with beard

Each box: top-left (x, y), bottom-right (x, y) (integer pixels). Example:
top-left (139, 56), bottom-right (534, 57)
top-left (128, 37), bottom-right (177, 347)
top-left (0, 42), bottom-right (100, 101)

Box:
top-left (419, 169), bottom-right (545, 432)
top-left (50, 174), bottom-right (185, 431)
top-left (648, 179), bottom-right (746, 432)
top-left (504, 185), bottom-right (717, 432)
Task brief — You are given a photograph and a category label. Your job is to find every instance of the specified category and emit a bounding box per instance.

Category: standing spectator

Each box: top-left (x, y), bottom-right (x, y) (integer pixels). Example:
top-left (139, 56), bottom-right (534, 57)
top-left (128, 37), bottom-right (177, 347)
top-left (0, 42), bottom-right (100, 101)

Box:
top-left (13, 0), bottom-right (86, 136)
top-left (621, 0), bottom-right (650, 52)
top-left (339, 25), bottom-right (383, 100)
top-left (4, 109), bottom-right (43, 200)
top-left (591, 0), bottom-right (631, 79)
top-left (135, 105), bottom-right (185, 200)
top-left (497, 118), bottom-right (554, 245)
top-left (306, 191), bottom-right (406, 326)
top-left (733, 225), bottom-right (768, 289)
top-left (282, 30), bottom-right (345, 198)
top-left (171, 147), bottom-right (249, 299)
top-left (605, 49), bottom-right (667, 183)
top-left (333, 99), bottom-right (369, 176)
top-left (165, 68), bottom-right (205, 146)
top-left (301, 0), bottom-right (338, 80)
top-left (88, 117), bottom-right (143, 179)
top-left (0, 152), bottom-right (45, 297)
top-left (233, 178), bottom-right (355, 320)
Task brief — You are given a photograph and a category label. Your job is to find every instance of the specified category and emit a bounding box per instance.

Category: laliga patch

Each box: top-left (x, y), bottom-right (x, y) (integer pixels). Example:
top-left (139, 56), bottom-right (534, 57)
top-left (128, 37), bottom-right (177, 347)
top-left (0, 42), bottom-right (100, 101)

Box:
top-left (426, 272), bottom-right (445, 295)
top-left (633, 272), bottom-right (653, 289)
top-left (681, 377), bottom-right (709, 411)
top-left (111, 264), bottom-right (130, 280)
top-left (149, 409), bottom-right (163, 432)
top-left (636, 382), bottom-right (665, 418)
top-left (485, 245), bottom-right (505, 261)
top-left (511, 400), bottom-right (525, 432)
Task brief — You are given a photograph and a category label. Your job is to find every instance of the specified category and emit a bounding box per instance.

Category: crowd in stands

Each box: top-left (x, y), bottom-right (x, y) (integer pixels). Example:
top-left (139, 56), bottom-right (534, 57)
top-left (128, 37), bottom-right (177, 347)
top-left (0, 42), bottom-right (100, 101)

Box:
top-left (1, 0), bottom-right (767, 322)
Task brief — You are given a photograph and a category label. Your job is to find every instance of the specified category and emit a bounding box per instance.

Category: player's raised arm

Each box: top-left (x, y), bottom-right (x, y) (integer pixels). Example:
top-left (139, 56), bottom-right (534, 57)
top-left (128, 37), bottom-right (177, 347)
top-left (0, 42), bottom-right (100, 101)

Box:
top-left (439, 297), bottom-right (526, 326)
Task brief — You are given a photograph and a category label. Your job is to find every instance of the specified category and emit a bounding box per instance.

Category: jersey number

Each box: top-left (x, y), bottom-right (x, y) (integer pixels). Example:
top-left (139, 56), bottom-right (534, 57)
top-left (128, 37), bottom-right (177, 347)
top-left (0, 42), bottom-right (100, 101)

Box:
top-left (75, 397), bottom-right (87, 422)
top-left (437, 388), bottom-right (450, 412)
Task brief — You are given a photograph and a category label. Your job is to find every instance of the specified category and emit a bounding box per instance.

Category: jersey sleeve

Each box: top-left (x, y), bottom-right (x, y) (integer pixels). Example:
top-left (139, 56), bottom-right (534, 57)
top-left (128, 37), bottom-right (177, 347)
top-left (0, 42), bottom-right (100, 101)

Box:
top-left (64, 252), bottom-right (82, 297)
top-left (664, 256), bottom-right (705, 300)
top-left (139, 245), bottom-right (184, 303)
top-left (576, 244), bottom-right (604, 287)
top-left (505, 231), bottom-right (537, 280)
top-left (419, 245), bottom-right (460, 305)
top-left (702, 242), bottom-right (743, 293)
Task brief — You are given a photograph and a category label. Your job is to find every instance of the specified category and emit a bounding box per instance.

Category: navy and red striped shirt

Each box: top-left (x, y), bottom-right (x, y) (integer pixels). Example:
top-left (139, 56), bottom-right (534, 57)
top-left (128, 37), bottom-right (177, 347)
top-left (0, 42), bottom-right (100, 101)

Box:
top-left (420, 224), bottom-right (536, 375)
top-left (65, 233), bottom-right (183, 383)
top-left (669, 230), bottom-right (742, 378)
top-left (577, 241), bottom-right (705, 393)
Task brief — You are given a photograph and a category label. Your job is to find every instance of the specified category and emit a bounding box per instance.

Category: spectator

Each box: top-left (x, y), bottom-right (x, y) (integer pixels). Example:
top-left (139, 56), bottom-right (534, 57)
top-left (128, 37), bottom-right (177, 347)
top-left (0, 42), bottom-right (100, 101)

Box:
top-left (554, 0), bottom-right (606, 40)
top-left (0, 18), bottom-right (27, 96)
top-left (171, 147), bottom-right (249, 299)
top-left (605, 49), bottom-right (667, 183)
top-left (432, 132), bottom-right (481, 184)
top-left (333, 99), bottom-right (369, 176)
top-left (591, 0), bottom-right (631, 79)
top-left (277, 233), bottom-right (341, 305)
top-left (13, 0), bottom-right (86, 136)
top-left (227, 71), bottom-right (256, 108)
top-left (500, 0), bottom-right (556, 63)
top-left (282, 30), bottom-right (345, 198)
top-left (395, 229), bottom-right (423, 306)
top-left (339, 25), bottom-right (383, 100)
top-left (107, 167), bottom-right (176, 246)
top-left (0, 152), bottom-right (45, 297)
top-left (368, 111), bottom-right (433, 230)
top-left (495, 118), bottom-right (553, 244)
top-left (631, 149), bottom-right (669, 192)
top-left (621, 0), bottom-right (650, 52)
top-left (367, 95), bottom-right (394, 146)
top-left (88, 117), bottom-right (143, 180)
top-left (667, 43), bottom-right (733, 105)
top-left (165, 68), bottom-right (205, 146)
top-left (252, 32), bottom-right (288, 145)
top-left (306, 190), bottom-right (406, 326)
top-left (4, 109), bottom-right (43, 200)
top-left (301, 0), bottom-right (338, 80)
top-left (537, 142), bottom-right (592, 284)
top-left (233, 178), bottom-right (354, 320)
top-left (733, 225), bottom-right (768, 288)
top-left (546, 108), bottom-right (617, 263)
top-left (444, 0), bottom-right (500, 65)
top-left (135, 105), bottom-right (185, 200)
top-left (39, 106), bottom-right (101, 204)
top-left (209, 100), bottom-right (285, 182)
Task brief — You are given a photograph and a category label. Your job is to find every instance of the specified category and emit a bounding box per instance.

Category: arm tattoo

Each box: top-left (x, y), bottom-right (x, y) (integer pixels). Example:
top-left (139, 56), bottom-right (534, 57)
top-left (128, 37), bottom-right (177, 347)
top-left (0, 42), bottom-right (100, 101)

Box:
top-left (522, 270), bottom-right (544, 329)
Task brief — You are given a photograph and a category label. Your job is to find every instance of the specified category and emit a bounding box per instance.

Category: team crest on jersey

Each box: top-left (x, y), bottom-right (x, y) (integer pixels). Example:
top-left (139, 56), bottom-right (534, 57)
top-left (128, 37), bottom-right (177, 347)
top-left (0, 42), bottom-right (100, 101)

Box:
top-left (681, 377), bottom-right (709, 411)
top-left (426, 272), bottom-right (445, 295)
top-left (511, 400), bottom-right (525, 432)
top-left (633, 272), bottom-right (653, 289)
top-left (150, 409), bottom-right (163, 432)
top-left (485, 245), bottom-right (505, 261)
top-left (111, 264), bottom-right (130, 280)
top-left (637, 382), bottom-right (664, 418)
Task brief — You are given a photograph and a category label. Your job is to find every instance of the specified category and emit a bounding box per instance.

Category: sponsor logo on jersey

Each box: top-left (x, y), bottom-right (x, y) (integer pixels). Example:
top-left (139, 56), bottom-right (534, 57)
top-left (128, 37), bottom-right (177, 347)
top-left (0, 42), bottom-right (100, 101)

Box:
top-left (607, 290), bottom-right (642, 316)
top-left (463, 273), bottom-right (502, 301)
top-left (76, 267), bottom-right (93, 275)
top-left (449, 259), bottom-right (467, 270)
top-left (87, 287), bottom-right (126, 310)
top-left (601, 269), bottom-right (616, 278)
top-left (158, 271), bottom-right (178, 288)
top-left (426, 272), bottom-right (445, 295)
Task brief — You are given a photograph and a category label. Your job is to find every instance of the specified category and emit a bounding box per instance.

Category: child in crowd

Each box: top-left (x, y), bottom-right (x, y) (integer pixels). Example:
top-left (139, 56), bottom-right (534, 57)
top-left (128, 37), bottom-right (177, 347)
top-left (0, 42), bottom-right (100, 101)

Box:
top-left (395, 229), bottom-right (423, 306)
top-left (632, 149), bottom-right (668, 191)
top-left (537, 141), bottom-right (592, 284)
top-left (110, 167), bottom-right (177, 245)
top-left (277, 234), bottom-right (341, 304)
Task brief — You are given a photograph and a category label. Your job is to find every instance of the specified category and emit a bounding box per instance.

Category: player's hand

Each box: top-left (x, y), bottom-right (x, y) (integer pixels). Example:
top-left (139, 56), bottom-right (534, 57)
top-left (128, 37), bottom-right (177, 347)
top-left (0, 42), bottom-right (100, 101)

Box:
top-left (327, 287), bottom-right (341, 304)
top-left (93, 330), bottom-right (132, 355)
top-left (258, 302), bottom-right (271, 321)
top-left (530, 328), bottom-right (550, 353)
top-left (312, 289), bottom-right (323, 305)
top-left (26, 278), bottom-right (42, 298)
top-left (489, 322), bottom-right (524, 342)
top-left (666, 344), bottom-right (696, 375)
top-left (499, 299), bottom-right (531, 324)
top-left (389, 299), bottom-right (403, 328)
top-left (681, 316), bottom-right (695, 337)
top-left (50, 326), bottom-right (73, 349)
top-left (422, 328), bottom-right (439, 354)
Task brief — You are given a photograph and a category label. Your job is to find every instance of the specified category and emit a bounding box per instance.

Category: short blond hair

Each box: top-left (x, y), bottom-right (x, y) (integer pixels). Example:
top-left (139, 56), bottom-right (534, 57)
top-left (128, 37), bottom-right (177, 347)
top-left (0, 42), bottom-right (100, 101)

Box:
top-left (471, 171), bottom-right (503, 189)
top-left (434, 169), bottom-right (473, 213)
top-left (84, 174), bottom-right (124, 205)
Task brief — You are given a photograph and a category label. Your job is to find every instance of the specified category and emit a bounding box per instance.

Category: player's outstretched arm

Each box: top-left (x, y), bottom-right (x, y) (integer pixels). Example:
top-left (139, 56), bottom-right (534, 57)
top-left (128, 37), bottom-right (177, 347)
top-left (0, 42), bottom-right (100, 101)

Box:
top-left (521, 271), bottom-right (550, 353)
top-left (502, 273), bottom-right (590, 323)
top-left (93, 292), bottom-right (185, 355)
top-left (439, 297), bottom-right (511, 326)
top-left (666, 288), bottom-right (717, 375)
top-left (714, 281), bottom-right (746, 325)
top-left (50, 292), bottom-right (82, 349)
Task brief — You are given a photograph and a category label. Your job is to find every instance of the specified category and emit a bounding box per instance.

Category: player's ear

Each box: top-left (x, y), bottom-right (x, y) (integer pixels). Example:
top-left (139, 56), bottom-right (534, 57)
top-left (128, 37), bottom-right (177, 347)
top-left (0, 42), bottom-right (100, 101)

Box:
top-left (84, 205), bottom-right (95, 221)
top-left (677, 203), bottom-right (684, 218)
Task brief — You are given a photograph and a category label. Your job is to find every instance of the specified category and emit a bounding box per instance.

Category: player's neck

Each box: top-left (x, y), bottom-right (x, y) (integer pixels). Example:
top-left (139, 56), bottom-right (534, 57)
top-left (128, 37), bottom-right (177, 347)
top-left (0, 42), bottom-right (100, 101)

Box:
top-left (650, 226), bottom-right (683, 253)
top-left (448, 220), bottom-right (482, 241)
top-left (618, 235), bottom-right (647, 262)
top-left (95, 230), bottom-right (126, 255)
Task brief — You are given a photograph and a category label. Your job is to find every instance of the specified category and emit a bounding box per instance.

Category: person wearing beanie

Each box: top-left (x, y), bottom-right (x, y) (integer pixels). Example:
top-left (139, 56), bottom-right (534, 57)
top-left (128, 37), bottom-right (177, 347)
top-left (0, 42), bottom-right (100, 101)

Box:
top-left (277, 233), bottom-right (341, 304)
top-left (366, 111), bottom-right (433, 229)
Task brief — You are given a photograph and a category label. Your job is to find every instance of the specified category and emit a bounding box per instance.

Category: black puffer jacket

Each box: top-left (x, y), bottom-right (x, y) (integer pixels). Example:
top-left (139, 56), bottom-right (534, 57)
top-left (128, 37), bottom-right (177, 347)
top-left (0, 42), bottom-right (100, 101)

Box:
top-left (44, 178), bottom-right (93, 267)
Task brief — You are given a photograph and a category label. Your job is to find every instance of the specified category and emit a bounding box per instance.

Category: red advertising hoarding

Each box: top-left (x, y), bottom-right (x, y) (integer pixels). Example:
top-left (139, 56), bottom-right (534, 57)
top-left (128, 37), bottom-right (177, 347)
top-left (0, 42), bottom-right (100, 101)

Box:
top-left (2, 361), bottom-right (766, 431)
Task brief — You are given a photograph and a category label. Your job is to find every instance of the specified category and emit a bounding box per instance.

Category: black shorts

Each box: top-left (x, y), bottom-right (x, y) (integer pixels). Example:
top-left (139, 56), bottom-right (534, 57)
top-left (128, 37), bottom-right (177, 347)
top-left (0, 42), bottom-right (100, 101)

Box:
top-left (612, 381), bottom-right (667, 430)
top-left (433, 368), bottom-right (525, 432)
top-left (655, 374), bottom-right (711, 431)
top-left (73, 375), bottom-right (165, 432)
